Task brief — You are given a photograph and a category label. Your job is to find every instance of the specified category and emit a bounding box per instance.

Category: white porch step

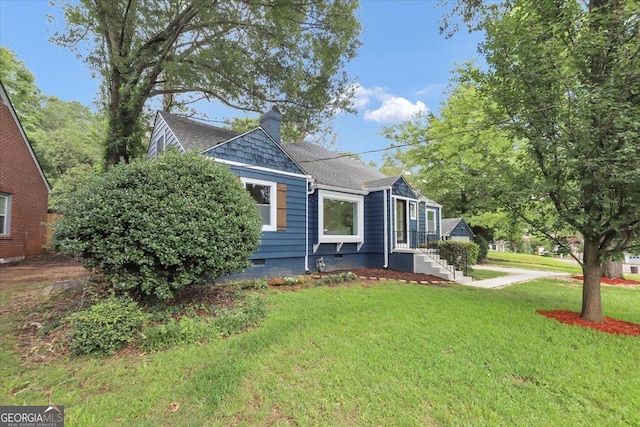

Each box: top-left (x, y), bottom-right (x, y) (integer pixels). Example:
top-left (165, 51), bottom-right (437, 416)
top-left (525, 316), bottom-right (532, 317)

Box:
top-left (414, 253), bottom-right (472, 284)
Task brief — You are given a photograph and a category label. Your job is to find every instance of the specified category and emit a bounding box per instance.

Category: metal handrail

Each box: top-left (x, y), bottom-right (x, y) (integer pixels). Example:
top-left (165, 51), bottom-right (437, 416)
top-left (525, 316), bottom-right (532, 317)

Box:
top-left (400, 231), bottom-right (456, 277)
top-left (393, 232), bottom-right (471, 278)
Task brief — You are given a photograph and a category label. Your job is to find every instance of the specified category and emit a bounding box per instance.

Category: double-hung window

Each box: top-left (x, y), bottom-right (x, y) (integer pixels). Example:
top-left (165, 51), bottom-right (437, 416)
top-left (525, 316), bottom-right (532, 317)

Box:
top-left (242, 178), bottom-right (277, 231)
top-left (0, 193), bottom-right (10, 236)
top-left (318, 191), bottom-right (364, 243)
top-left (426, 209), bottom-right (436, 233)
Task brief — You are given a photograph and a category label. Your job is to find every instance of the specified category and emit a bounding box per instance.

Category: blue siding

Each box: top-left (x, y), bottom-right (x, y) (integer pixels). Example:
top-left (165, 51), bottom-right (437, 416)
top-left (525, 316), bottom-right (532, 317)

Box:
top-left (388, 253), bottom-right (414, 272)
top-left (310, 253), bottom-right (384, 273)
top-left (391, 177), bottom-right (416, 199)
top-left (227, 165), bottom-right (307, 262)
top-left (449, 220), bottom-right (475, 239)
top-left (307, 189), bottom-right (387, 271)
top-left (362, 191), bottom-right (384, 252)
top-left (205, 129), bottom-right (303, 175)
top-left (217, 257), bottom-right (305, 282)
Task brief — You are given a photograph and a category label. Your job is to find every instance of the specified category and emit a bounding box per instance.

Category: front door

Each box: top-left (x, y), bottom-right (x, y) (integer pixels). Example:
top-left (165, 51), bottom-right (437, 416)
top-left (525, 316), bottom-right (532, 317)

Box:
top-left (395, 199), bottom-right (408, 246)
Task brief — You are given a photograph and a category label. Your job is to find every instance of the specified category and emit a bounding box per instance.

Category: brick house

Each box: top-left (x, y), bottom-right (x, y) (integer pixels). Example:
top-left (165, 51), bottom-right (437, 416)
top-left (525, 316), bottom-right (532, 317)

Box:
top-left (0, 81), bottom-right (50, 263)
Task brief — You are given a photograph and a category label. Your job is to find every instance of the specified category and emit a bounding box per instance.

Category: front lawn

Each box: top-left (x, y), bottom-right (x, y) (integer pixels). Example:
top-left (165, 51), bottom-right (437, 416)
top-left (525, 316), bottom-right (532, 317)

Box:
top-left (485, 252), bottom-right (640, 281)
top-left (485, 252), bottom-right (583, 273)
top-left (2, 279), bottom-right (639, 426)
top-left (469, 268), bottom-right (511, 281)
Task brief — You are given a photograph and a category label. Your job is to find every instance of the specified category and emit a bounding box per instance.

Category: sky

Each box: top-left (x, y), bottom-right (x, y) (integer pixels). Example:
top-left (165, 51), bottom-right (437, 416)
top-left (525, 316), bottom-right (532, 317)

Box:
top-left (0, 0), bottom-right (484, 166)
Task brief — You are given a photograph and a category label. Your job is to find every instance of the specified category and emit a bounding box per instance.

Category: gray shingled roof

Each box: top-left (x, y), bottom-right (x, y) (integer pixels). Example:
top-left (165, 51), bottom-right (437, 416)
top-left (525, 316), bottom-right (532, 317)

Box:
top-left (157, 112), bottom-right (409, 193)
top-left (365, 176), bottom-right (401, 189)
top-left (441, 218), bottom-right (464, 237)
top-left (281, 141), bottom-right (399, 191)
top-left (159, 111), bottom-right (239, 152)
top-left (418, 196), bottom-right (442, 208)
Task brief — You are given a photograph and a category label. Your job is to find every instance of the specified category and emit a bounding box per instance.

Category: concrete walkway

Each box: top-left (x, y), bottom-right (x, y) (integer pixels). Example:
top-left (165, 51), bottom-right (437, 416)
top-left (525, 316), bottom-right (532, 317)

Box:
top-left (465, 265), bottom-right (572, 289)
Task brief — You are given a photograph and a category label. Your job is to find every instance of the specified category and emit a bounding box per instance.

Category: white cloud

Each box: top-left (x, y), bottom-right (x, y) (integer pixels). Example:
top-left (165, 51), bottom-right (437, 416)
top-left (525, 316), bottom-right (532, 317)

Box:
top-left (364, 97), bottom-right (428, 123)
top-left (350, 83), bottom-right (389, 109)
top-left (347, 83), bottom-right (430, 123)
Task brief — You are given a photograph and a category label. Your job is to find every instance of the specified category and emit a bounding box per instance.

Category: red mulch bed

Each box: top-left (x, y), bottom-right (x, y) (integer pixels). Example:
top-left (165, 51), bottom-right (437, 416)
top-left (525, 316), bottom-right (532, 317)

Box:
top-left (572, 275), bottom-right (640, 286)
top-left (537, 310), bottom-right (640, 337)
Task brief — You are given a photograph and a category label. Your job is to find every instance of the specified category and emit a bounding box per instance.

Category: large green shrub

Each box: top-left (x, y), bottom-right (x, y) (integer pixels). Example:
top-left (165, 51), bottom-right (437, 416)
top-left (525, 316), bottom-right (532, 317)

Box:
top-left (474, 235), bottom-right (489, 263)
top-left (52, 151), bottom-right (263, 300)
top-left (436, 240), bottom-right (480, 275)
top-left (68, 295), bottom-right (148, 356)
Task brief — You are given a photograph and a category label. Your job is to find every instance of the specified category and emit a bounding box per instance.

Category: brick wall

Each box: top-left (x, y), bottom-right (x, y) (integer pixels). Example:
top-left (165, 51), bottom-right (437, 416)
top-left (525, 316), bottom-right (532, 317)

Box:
top-left (0, 101), bottom-right (49, 261)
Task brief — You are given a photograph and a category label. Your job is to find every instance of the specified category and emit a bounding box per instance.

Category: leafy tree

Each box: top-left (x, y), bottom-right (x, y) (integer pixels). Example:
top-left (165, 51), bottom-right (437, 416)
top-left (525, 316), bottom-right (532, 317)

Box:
top-left (52, 151), bottom-right (263, 301)
top-left (381, 79), bottom-right (525, 246)
top-left (53, 0), bottom-right (361, 165)
top-left (452, 0), bottom-right (640, 321)
top-left (224, 116), bottom-right (337, 146)
top-left (48, 164), bottom-right (98, 212)
top-left (29, 97), bottom-right (105, 183)
top-left (1, 47), bottom-right (104, 184)
top-left (0, 47), bottom-right (42, 133)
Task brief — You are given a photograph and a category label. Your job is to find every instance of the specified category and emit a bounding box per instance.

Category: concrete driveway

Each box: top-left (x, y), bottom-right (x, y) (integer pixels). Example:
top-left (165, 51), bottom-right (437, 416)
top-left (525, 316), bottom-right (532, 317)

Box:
top-left (465, 265), bottom-right (572, 289)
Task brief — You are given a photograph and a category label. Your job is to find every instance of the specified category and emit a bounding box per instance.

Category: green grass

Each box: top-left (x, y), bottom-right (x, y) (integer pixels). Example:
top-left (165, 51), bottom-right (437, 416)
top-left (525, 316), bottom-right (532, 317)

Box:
top-left (469, 268), bottom-right (511, 281)
top-left (485, 252), bottom-right (583, 273)
top-left (2, 280), bottom-right (639, 426)
top-left (485, 252), bottom-right (640, 281)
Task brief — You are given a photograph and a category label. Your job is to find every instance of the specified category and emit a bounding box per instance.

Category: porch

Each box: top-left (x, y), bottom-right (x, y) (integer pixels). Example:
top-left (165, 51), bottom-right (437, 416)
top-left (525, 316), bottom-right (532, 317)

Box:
top-left (392, 231), bottom-right (472, 284)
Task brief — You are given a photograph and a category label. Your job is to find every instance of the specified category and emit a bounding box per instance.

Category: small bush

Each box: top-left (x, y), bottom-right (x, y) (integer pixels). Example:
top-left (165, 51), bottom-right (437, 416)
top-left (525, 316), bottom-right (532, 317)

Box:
top-left (68, 295), bottom-right (148, 356)
top-left (321, 272), bottom-right (357, 284)
top-left (140, 293), bottom-right (266, 351)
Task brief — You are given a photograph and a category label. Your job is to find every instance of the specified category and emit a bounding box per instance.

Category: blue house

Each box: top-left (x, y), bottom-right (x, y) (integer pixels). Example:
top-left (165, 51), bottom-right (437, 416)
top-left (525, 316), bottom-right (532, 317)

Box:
top-left (441, 217), bottom-right (475, 241)
top-left (147, 108), bottom-right (469, 282)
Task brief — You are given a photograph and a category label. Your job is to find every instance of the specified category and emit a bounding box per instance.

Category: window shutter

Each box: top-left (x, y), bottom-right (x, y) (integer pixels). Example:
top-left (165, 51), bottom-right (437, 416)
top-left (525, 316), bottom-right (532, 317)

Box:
top-left (277, 183), bottom-right (287, 231)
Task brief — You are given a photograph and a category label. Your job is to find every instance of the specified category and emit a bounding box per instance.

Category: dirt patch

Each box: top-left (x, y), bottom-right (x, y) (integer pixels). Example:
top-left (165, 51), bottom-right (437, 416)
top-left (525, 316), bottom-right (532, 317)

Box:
top-left (0, 253), bottom-right (89, 292)
top-left (537, 310), bottom-right (640, 337)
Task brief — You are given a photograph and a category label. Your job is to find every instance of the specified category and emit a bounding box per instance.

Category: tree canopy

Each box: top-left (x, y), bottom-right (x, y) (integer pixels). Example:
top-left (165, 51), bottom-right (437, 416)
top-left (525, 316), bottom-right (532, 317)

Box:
top-left (381, 77), bottom-right (525, 245)
top-left (449, 0), bottom-right (640, 321)
top-left (0, 47), bottom-right (104, 184)
top-left (53, 0), bottom-right (361, 165)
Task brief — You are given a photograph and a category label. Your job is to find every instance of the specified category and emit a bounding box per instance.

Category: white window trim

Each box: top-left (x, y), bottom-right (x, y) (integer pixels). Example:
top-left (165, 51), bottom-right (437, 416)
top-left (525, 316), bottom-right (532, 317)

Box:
top-left (409, 201), bottom-right (417, 220)
top-left (241, 177), bottom-right (277, 232)
top-left (0, 193), bottom-right (10, 237)
top-left (318, 190), bottom-right (364, 243)
top-left (426, 208), bottom-right (437, 233)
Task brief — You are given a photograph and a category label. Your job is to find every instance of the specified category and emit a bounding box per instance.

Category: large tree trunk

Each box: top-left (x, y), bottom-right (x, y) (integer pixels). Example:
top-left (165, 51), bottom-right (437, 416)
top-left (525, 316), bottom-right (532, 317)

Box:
top-left (581, 239), bottom-right (603, 322)
top-left (602, 260), bottom-right (624, 279)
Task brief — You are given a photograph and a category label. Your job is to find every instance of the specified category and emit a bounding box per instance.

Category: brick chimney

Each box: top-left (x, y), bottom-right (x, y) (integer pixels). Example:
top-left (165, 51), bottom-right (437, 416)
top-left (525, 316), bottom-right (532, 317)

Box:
top-left (259, 105), bottom-right (282, 143)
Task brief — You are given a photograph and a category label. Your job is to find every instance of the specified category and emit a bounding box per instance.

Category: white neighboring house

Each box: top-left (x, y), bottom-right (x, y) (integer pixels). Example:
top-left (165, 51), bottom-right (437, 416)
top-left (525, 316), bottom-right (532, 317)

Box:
top-left (625, 254), bottom-right (640, 264)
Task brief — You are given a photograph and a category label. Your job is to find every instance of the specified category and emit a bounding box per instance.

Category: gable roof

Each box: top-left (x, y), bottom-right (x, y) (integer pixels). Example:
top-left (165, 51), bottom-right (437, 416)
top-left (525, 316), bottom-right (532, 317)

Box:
top-left (158, 111), bottom-right (239, 152)
top-left (281, 141), bottom-right (398, 192)
top-left (0, 81), bottom-right (51, 192)
top-left (155, 111), bottom-right (419, 194)
top-left (441, 217), bottom-right (474, 238)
